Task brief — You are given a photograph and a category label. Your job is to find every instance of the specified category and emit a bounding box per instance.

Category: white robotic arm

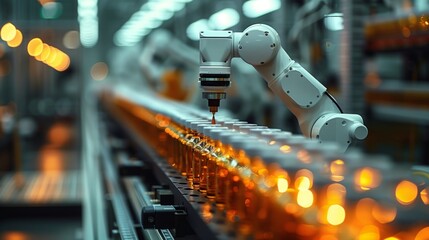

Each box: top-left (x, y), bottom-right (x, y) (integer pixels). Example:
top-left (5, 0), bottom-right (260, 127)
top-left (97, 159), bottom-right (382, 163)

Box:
top-left (199, 24), bottom-right (368, 152)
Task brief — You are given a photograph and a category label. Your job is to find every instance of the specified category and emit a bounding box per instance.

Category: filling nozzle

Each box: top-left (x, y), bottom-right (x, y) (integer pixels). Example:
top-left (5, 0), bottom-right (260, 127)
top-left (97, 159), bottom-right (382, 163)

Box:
top-left (209, 106), bottom-right (218, 114)
top-left (206, 98), bottom-right (221, 124)
top-left (208, 99), bottom-right (220, 114)
top-left (201, 92), bottom-right (225, 116)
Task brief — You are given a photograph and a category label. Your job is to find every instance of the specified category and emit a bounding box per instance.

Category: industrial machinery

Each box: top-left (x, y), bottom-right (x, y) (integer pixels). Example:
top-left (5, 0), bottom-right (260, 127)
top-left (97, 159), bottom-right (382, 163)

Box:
top-left (95, 85), bottom-right (429, 240)
top-left (138, 29), bottom-right (272, 126)
top-left (199, 24), bottom-right (368, 152)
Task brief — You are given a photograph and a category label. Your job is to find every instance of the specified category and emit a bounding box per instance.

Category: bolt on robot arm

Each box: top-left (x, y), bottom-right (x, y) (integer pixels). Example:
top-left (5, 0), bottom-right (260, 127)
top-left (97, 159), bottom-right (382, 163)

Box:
top-left (199, 24), bottom-right (368, 152)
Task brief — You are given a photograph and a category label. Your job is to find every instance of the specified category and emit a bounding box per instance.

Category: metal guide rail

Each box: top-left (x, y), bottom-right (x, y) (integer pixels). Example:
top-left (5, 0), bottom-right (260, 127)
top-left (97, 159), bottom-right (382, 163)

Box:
top-left (100, 87), bottom-right (429, 240)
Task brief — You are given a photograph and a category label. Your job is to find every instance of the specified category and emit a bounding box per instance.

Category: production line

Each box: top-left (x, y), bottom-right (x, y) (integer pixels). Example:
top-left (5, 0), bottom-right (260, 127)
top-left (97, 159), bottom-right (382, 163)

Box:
top-left (1, 1), bottom-right (429, 239)
top-left (91, 25), bottom-right (427, 238)
top-left (95, 85), bottom-right (429, 239)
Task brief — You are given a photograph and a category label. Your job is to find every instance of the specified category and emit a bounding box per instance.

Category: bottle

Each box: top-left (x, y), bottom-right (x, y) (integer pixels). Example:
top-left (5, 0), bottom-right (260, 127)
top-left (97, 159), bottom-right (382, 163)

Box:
top-left (259, 151), bottom-right (289, 239)
top-left (243, 145), bottom-right (281, 238)
top-left (169, 114), bottom-right (184, 171)
top-left (230, 141), bottom-right (267, 237)
top-left (187, 121), bottom-right (210, 189)
top-left (218, 133), bottom-right (249, 220)
top-left (212, 130), bottom-right (238, 207)
top-left (198, 124), bottom-right (222, 194)
top-left (182, 119), bottom-right (204, 178)
top-left (176, 117), bottom-right (202, 176)
top-left (204, 127), bottom-right (229, 199)
top-left (183, 119), bottom-right (205, 177)
top-left (192, 123), bottom-right (220, 192)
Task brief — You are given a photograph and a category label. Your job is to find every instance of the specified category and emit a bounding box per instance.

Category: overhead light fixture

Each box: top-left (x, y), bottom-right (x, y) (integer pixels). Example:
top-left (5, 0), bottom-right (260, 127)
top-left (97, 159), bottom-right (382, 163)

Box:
top-left (146, 1), bottom-right (185, 13)
top-left (187, 19), bottom-right (210, 41)
top-left (78, 0), bottom-right (98, 47)
top-left (209, 8), bottom-right (240, 30)
top-left (324, 13), bottom-right (344, 31)
top-left (114, 0), bottom-right (193, 47)
top-left (242, 0), bottom-right (281, 18)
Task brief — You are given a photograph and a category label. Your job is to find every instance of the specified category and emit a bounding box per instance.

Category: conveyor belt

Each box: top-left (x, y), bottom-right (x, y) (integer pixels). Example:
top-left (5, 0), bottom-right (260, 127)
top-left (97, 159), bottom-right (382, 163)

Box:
top-left (0, 171), bottom-right (81, 204)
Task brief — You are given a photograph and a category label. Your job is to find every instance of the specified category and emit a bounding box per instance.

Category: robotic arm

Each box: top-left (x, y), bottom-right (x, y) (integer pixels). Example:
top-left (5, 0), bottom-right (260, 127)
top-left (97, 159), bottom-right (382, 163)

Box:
top-left (199, 24), bottom-right (368, 152)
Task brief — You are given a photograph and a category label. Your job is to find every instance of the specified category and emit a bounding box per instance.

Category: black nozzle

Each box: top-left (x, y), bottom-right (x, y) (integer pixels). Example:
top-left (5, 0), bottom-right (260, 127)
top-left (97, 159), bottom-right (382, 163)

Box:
top-left (208, 99), bottom-right (220, 107)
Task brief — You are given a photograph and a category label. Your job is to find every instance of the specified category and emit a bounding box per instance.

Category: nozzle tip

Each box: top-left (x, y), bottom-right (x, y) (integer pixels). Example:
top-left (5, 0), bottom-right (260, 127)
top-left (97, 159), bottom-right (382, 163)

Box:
top-left (209, 106), bottom-right (218, 113)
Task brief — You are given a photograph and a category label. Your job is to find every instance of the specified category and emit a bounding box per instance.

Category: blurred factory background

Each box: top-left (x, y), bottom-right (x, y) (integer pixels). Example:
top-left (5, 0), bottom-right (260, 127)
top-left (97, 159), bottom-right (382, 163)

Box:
top-left (0, 0), bottom-right (429, 239)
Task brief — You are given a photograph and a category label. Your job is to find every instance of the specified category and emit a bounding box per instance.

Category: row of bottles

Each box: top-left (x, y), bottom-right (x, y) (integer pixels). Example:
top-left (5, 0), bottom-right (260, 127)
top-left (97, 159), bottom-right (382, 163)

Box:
top-left (106, 91), bottom-right (429, 240)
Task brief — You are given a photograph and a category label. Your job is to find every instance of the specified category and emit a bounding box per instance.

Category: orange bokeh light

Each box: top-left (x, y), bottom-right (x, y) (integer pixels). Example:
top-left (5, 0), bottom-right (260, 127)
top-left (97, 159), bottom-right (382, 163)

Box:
top-left (372, 203), bottom-right (396, 224)
top-left (354, 167), bottom-right (381, 191)
top-left (326, 183), bottom-right (346, 205)
top-left (357, 225), bottom-right (380, 240)
top-left (295, 169), bottom-right (313, 190)
top-left (277, 177), bottom-right (288, 193)
top-left (395, 180), bottom-right (418, 205)
top-left (44, 46), bottom-right (58, 64)
top-left (1, 23), bottom-right (17, 41)
top-left (27, 38), bottom-right (44, 56)
top-left (39, 43), bottom-right (51, 61)
top-left (39, 148), bottom-right (64, 174)
top-left (326, 204), bottom-right (345, 226)
top-left (415, 227), bottom-right (429, 240)
top-left (330, 159), bottom-right (345, 182)
top-left (355, 198), bottom-right (376, 224)
top-left (7, 29), bottom-right (22, 48)
top-left (297, 189), bottom-right (313, 208)
top-left (420, 187), bottom-right (429, 205)
top-left (47, 122), bottom-right (72, 147)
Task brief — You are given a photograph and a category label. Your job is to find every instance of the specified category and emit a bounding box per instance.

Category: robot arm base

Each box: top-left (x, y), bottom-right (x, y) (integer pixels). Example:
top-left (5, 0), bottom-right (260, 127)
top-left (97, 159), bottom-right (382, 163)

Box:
top-left (311, 113), bottom-right (368, 152)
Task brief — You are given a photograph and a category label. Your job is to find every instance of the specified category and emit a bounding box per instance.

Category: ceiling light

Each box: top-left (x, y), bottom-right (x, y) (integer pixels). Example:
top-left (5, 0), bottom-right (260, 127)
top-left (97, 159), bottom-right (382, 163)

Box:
top-left (78, 0), bottom-right (98, 47)
top-left (243, 0), bottom-right (281, 18)
top-left (114, 0), bottom-right (193, 46)
top-left (187, 19), bottom-right (210, 41)
top-left (209, 8), bottom-right (240, 30)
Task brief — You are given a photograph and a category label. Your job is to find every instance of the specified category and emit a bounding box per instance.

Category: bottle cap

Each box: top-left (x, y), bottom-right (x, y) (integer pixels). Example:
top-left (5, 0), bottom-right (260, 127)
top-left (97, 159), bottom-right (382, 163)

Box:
top-left (197, 123), bottom-right (219, 133)
top-left (202, 125), bottom-right (223, 135)
top-left (232, 123), bottom-right (256, 131)
top-left (208, 128), bottom-right (230, 139)
top-left (223, 121), bottom-right (247, 128)
top-left (249, 128), bottom-right (281, 136)
top-left (260, 131), bottom-right (291, 140)
top-left (216, 118), bottom-right (239, 124)
top-left (238, 125), bottom-right (267, 133)
top-left (188, 121), bottom-right (208, 129)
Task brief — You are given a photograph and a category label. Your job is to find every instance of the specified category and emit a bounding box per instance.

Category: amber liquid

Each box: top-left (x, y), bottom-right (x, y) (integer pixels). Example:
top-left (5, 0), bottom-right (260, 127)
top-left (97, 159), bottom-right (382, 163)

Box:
top-left (215, 143), bottom-right (230, 207)
top-left (192, 134), bottom-right (204, 190)
top-left (199, 146), bottom-right (210, 194)
top-left (185, 141), bottom-right (194, 185)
